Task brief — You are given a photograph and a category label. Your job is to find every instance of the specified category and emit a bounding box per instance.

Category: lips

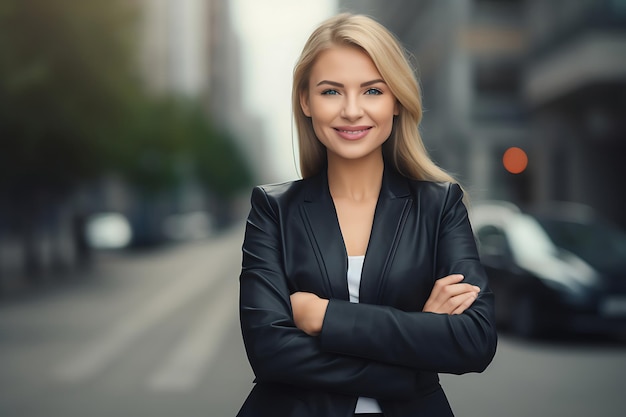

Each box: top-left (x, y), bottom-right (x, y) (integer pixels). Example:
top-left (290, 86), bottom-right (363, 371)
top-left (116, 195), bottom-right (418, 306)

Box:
top-left (333, 126), bottom-right (372, 140)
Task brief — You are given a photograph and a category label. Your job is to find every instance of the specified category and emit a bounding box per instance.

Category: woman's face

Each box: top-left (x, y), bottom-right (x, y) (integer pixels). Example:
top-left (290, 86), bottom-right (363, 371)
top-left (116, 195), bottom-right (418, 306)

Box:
top-left (300, 45), bottom-right (398, 164)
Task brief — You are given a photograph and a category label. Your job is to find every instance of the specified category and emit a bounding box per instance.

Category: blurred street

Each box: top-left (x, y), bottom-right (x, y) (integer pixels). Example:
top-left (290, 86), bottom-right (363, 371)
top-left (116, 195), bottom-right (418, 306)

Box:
top-left (0, 220), bottom-right (624, 417)
top-left (0, 223), bottom-right (254, 417)
top-left (441, 334), bottom-right (626, 416)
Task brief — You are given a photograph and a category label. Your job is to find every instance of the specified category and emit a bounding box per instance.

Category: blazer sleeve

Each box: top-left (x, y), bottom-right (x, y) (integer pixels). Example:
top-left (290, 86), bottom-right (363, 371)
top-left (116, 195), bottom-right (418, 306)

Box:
top-left (239, 186), bottom-right (417, 399)
top-left (319, 183), bottom-right (497, 374)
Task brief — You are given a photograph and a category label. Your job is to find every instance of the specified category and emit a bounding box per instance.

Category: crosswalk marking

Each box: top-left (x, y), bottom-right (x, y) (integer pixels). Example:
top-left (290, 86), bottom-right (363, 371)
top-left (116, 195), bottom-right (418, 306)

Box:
top-left (148, 278), bottom-right (237, 391)
top-left (52, 240), bottom-right (237, 383)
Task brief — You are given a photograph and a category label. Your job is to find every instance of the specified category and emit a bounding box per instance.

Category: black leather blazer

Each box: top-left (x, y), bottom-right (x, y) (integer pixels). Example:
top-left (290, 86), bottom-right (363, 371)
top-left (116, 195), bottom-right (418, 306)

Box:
top-left (237, 166), bottom-right (497, 417)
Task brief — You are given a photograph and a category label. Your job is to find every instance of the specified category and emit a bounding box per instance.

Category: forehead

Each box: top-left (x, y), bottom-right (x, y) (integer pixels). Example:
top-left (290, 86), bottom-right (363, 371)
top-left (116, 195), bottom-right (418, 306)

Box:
top-left (309, 45), bottom-right (382, 84)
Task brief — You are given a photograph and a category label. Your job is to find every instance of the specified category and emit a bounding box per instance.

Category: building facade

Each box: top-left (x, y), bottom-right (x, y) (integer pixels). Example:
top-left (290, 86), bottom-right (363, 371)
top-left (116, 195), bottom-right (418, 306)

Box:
top-left (79, 0), bottom-right (263, 248)
top-left (523, 0), bottom-right (626, 227)
top-left (341, 0), bottom-right (626, 228)
top-left (137, 0), bottom-right (265, 182)
top-left (340, 0), bottom-right (528, 202)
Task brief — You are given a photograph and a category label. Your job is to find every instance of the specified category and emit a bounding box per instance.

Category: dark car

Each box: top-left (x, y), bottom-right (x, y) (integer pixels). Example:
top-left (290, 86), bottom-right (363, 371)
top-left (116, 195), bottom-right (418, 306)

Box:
top-left (470, 201), bottom-right (626, 338)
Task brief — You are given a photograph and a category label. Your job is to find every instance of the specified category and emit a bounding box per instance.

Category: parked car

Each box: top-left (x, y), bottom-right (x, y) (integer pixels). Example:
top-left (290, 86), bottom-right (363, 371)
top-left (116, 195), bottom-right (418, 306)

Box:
top-left (470, 201), bottom-right (626, 338)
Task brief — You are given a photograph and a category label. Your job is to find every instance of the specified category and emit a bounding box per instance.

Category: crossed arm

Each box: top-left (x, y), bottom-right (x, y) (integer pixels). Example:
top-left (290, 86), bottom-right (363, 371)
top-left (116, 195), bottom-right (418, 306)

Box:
top-left (291, 273), bottom-right (481, 336)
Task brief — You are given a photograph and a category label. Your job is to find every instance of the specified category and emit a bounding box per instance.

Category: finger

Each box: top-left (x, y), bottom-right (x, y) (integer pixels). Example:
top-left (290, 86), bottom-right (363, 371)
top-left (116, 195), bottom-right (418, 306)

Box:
top-left (450, 292), bottom-right (478, 315)
top-left (431, 283), bottom-right (479, 304)
top-left (434, 274), bottom-right (465, 287)
top-left (435, 275), bottom-right (481, 292)
top-left (430, 275), bottom-right (465, 300)
top-left (441, 289), bottom-right (479, 313)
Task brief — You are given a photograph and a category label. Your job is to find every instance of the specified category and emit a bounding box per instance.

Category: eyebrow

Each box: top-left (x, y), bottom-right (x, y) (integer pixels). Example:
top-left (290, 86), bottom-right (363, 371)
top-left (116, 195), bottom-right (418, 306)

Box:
top-left (315, 79), bottom-right (386, 88)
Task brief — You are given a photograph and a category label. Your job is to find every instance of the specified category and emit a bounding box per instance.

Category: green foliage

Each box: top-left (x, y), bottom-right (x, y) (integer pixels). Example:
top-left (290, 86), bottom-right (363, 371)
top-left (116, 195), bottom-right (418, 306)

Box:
top-left (111, 97), bottom-right (190, 194)
top-left (0, 0), bottom-right (253, 199)
top-left (0, 0), bottom-right (138, 189)
top-left (186, 108), bottom-right (254, 198)
top-left (113, 97), bottom-right (253, 198)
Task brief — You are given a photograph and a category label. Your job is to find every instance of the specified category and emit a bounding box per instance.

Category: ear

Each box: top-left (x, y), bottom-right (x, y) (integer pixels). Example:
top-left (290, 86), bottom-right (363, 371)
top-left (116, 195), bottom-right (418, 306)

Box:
top-left (393, 100), bottom-right (400, 116)
top-left (300, 90), bottom-right (311, 117)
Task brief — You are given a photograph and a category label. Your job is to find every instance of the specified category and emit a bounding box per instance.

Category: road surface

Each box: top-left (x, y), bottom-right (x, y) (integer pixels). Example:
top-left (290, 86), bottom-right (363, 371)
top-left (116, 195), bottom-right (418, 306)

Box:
top-left (1, 223), bottom-right (624, 416)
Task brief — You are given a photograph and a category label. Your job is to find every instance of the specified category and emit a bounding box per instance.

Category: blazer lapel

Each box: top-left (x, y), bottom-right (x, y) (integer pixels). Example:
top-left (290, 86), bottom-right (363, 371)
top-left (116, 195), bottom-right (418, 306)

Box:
top-left (299, 166), bottom-right (412, 304)
top-left (300, 170), bottom-right (350, 300)
top-left (359, 167), bottom-right (412, 304)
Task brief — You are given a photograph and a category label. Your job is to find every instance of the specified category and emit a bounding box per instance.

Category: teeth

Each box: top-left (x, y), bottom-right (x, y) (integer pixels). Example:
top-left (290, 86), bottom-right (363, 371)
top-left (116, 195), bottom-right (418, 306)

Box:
top-left (340, 129), bottom-right (366, 133)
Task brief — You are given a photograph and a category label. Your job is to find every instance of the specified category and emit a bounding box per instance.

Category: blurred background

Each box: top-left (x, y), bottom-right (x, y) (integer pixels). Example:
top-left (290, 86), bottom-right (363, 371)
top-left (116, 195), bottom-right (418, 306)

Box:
top-left (1, 0), bottom-right (625, 416)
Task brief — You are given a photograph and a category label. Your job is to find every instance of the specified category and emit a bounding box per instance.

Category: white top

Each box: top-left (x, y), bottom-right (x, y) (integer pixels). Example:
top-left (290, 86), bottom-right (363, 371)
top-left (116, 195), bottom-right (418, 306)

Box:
top-left (347, 255), bottom-right (383, 414)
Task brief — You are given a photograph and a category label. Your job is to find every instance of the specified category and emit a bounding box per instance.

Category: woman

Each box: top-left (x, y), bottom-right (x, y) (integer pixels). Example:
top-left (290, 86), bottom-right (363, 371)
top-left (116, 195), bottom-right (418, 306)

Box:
top-left (237, 13), bottom-right (497, 417)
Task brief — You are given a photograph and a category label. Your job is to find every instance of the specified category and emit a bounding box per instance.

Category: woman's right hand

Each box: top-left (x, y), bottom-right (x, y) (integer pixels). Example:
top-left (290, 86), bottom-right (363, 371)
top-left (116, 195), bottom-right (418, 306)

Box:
top-left (422, 274), bottom-right (480, 315)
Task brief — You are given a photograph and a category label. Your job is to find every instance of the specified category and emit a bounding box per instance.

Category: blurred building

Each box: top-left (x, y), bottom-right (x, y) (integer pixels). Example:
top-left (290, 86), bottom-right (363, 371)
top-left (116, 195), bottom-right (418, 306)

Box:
top-left (340, 0), bottom-right (528, 202)
top-left (137, 0), bottom-right (210, 96)
top-left (103, 0), bottom-right (265, 241)
top-left (523, 0), bottom-right (626, 228)
top-left (136, 0), bottom-right (265, 181)
top-left (0, 1), bottom-right (264, 293)
top-left (341, 0), bottom-right (626, 228)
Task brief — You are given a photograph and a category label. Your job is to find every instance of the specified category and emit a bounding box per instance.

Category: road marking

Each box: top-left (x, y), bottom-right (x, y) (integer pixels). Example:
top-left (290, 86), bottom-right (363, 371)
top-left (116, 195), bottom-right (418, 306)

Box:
top-left (148, 278), bottom-right (237, 391)
top-left (53, 239), bottom-right (237, 383)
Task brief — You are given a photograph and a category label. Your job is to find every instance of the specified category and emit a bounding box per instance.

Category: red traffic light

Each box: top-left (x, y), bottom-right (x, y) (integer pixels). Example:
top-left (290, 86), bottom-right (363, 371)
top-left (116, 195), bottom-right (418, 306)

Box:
top-left (503, 147), bottom-right (528, 174)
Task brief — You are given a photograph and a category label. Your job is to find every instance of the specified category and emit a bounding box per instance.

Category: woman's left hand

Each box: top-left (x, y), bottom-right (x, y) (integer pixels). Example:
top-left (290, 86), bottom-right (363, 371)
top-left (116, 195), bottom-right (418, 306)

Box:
top-left (290, 292), bottom-right (329, 336)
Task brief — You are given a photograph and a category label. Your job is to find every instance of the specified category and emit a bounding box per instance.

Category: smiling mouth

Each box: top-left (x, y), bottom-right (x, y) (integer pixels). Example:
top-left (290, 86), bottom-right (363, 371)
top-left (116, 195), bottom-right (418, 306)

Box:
top-left (333, 126), bottom-right (373, 141)
top-left (334, 127), bottom-right (372, 134)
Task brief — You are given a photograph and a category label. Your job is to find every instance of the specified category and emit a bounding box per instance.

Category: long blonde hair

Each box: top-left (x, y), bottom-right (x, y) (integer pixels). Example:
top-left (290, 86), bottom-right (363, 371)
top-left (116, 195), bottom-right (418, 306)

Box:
top-left (293, 13), bottom-right (458, 186)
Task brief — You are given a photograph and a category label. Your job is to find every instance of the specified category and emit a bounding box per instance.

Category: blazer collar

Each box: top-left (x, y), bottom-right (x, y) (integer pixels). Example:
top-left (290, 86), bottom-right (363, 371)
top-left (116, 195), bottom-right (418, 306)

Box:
top-left (300, 164), bottom-right (412, 303)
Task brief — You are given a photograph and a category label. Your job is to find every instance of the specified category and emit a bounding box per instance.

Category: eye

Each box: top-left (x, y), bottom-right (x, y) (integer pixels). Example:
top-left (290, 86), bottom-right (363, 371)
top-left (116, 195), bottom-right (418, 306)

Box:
top-left (321, 89), bottom-right (340, 95)
top-left (365, 88), bottom-right (383, 95)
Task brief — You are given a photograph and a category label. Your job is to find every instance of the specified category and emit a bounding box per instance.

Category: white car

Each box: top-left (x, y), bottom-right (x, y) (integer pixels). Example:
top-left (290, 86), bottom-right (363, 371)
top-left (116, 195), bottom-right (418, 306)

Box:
top-left (470, 201), bottom-right (626, 338)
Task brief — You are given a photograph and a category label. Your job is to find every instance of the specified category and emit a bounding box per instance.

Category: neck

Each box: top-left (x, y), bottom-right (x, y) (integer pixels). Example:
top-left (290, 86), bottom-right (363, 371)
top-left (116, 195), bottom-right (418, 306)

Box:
top-left (326, 151), bottom-right (384, 201)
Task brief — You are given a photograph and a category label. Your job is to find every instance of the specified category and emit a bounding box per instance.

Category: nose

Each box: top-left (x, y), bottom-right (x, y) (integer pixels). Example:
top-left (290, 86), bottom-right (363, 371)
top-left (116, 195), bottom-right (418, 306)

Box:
top-left (340, 95), bottom-right (364, 121)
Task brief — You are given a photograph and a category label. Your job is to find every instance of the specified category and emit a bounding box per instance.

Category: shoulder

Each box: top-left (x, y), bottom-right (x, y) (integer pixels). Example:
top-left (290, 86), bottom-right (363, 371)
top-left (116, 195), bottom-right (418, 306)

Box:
top-left (249, 178), bottom-right (310, 211)
top-left (385, 166), bottom-right (462, 204)
top-left (404, 179), bottom-right (463, 206)
top-left (399, 178), bottom-right (467, 224)
top-left (257, 179), bottom-right (303, 198)
top-left (396, 179), bottom-right (471, 235)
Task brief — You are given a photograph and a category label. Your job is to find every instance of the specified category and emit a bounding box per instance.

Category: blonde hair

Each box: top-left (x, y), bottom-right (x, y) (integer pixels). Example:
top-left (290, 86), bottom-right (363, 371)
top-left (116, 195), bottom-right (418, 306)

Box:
top-left (293, 13), bottom-right (458, 186)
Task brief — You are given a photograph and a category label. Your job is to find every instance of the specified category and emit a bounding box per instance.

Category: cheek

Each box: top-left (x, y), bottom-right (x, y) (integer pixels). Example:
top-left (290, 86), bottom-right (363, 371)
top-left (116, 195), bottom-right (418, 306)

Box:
top-left (365, 97), bottom-right (395, 118)
top-left (382, 99), bottom-right (399, 120)
top-left (311, 119), bottom-right (330, 146)
top-left (374, 103), bottom-right (397, 128)
top-left (308, 98), bottom-right (336, 121)
top-left (308, 101), bottom-right (336, 137)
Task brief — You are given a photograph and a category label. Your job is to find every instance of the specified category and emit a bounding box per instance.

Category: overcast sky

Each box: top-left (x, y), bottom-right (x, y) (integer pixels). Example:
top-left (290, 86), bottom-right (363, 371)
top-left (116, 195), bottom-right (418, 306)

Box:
top-left (230, 0), bottom-right (337, 182)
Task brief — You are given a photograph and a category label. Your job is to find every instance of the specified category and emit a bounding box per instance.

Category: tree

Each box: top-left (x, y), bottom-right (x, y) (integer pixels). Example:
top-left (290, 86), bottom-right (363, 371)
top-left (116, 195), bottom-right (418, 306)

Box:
top-left (0, 0), bottom-right (142, 281)
top-left (0, 0), bottom-right (254, 280)
top-left (0, 0), bottom-right (139, 194)
top-left (0, 0), bottom-right (253, 199)
top-left (185, 105), bottom-right (253, 199)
